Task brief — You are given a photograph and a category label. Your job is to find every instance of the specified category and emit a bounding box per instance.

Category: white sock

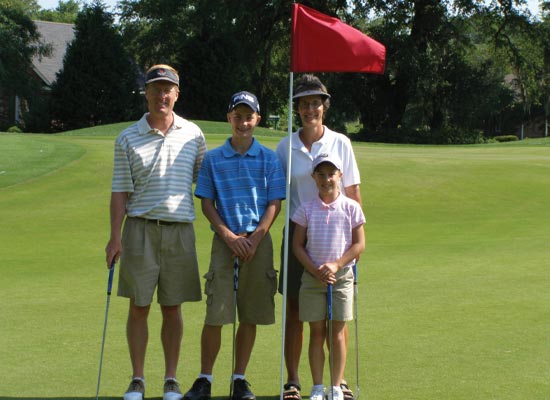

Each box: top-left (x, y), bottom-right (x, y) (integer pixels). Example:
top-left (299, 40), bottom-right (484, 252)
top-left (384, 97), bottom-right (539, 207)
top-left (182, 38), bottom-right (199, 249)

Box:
top-left (312, 384), bottom-right (324, 391)
top-left (233, 374), bottom-right (245, 381)
top-left (199, 373), bottom-right (213, 383)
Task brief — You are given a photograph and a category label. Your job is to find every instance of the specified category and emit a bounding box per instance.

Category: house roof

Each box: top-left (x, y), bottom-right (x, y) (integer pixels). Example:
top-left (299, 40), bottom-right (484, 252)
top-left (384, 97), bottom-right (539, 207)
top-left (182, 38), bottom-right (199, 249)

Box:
top-left (32, 21), bottom-right (75, 87)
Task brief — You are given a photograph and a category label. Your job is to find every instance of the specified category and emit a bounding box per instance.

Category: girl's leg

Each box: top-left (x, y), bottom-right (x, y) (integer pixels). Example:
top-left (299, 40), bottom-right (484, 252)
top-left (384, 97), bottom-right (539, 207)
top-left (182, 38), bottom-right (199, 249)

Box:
top-left (308, 320), bottom-right (326, 385)
top-left (330, 320), bottom-right (347, 386)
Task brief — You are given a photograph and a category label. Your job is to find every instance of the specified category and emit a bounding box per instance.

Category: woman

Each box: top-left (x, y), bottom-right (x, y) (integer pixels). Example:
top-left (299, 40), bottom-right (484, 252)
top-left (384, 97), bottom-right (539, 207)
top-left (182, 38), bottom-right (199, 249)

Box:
top-left (276, 74), bottom-right (362, 400)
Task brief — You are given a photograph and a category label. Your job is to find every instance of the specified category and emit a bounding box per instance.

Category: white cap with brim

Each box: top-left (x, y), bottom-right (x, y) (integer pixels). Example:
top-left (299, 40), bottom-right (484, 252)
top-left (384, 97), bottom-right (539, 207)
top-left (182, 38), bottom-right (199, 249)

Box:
top-left (292, 89), bottom-right (331, 100)
top-left (312, 153), bottom-right (342, 172)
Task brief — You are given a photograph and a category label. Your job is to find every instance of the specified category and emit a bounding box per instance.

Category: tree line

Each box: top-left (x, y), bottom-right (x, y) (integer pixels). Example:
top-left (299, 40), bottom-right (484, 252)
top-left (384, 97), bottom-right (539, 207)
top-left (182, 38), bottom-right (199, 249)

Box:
top-left (2, 0), bottom-right (549, 143)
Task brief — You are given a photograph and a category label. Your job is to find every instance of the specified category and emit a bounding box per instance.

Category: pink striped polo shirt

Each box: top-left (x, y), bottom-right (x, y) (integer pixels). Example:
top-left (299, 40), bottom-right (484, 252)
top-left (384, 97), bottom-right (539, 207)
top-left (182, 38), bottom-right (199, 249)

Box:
top-left (291, 193), bottom-right (365, 270)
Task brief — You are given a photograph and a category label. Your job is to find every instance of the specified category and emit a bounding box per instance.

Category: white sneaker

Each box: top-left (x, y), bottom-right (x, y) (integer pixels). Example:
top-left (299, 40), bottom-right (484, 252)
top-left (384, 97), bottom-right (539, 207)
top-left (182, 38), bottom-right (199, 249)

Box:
top-left (124, 378), bottom-right (145, 400)
top-left (310, 386), bottom-right (325, 400)
top-left (326, 386), bottom-right (344, 400)
top-left (164, 378), bottom-right (183, 400)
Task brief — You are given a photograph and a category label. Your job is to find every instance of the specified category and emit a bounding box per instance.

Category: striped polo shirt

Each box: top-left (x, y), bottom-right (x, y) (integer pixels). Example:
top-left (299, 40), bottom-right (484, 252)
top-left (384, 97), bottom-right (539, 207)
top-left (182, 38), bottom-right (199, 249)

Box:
top-left (291, 193), bottom-right (365, 270)
top-left (111, 113), bottom-right (207, 222)
top-left (194, 137), bottom-right (286, 234)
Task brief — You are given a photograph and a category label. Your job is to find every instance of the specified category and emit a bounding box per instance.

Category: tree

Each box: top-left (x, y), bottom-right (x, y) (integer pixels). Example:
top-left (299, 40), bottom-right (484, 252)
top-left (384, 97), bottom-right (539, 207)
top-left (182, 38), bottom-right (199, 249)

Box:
top-left (50, 2), bottom-right (141, 130)
top-left (34, 0), bottom-right (81, 23)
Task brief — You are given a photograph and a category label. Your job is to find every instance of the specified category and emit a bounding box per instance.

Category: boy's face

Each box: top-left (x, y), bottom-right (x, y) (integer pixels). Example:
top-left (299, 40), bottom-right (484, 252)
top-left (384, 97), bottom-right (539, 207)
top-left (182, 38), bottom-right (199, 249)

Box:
top-left (312, 162), bottom-right (342, 197)
top-left (227, 104), bottom-right (261, 139)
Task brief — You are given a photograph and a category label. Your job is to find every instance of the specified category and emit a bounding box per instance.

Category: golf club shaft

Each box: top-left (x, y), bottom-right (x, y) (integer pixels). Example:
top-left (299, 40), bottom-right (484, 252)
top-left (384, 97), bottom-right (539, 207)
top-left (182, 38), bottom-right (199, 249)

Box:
top-left (230, 257), bottom-right (239, 399)
top-left (327, 283), bottom-right (334, 400)
top-left (353, 263), bottom-right (360, 399)
top-left (96, 260), bottom-right (115, 400)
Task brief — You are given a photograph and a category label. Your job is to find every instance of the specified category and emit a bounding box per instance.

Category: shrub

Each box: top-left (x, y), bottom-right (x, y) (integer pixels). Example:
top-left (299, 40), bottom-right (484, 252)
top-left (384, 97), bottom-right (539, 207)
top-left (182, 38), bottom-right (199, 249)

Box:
top-left (494, 135), bottom-right (519, 142)
top-left (6, 126), bottom-right (23, 133)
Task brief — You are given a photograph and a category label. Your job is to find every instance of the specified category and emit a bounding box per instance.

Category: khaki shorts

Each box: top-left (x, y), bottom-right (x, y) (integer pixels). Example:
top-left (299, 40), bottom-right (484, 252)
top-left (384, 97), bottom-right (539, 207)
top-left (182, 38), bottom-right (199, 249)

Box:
top-left (299, 267), bottom-right (354, 322)
top-left (117, 217), bottom-right (202, 307)
top-left (278, 222), bottom-right (304, 298)
top-left (204, 233), bottom-right (277, 326)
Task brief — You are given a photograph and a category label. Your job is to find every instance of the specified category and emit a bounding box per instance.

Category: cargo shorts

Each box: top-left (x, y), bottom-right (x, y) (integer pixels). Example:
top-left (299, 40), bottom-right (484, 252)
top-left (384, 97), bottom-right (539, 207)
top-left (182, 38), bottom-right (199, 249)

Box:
top-left (204, 232), bottom-right (278, 325)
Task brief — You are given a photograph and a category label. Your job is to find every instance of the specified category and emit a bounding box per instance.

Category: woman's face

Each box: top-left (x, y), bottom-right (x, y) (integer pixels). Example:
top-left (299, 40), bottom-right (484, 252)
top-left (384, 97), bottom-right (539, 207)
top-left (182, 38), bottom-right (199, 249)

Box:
top-left (297, 94), bottom-right (325, 128)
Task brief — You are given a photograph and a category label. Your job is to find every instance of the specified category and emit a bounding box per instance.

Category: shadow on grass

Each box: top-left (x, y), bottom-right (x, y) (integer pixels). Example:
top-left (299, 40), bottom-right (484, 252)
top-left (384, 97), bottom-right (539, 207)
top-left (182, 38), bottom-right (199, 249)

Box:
top-left (0, 397), bottom-right (279, 400)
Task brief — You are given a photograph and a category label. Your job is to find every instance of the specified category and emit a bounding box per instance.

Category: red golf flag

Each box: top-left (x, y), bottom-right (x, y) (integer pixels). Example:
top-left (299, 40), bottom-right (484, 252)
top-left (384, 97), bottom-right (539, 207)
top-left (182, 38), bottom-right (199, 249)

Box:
top-left (291, 3), bottom-right (386, 73)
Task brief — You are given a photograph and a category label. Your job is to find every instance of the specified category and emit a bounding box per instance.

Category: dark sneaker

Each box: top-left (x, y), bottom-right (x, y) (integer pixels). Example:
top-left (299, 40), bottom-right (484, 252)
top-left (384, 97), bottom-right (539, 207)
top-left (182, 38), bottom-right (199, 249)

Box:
top-left (124, 378), bottom-right (145, 400)
top-left (232, 379), bottom-right (255, 400)
top-left (164, 378), bottom-right (183, 400)
top-left (183, 378), bottom-right (211, 400)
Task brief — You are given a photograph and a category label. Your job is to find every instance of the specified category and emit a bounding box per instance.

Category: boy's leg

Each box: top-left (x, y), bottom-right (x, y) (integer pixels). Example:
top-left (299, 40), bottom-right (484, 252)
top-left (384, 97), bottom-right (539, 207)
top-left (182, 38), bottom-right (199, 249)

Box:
top-left (235, 322), bottom-right (257, 375)
top-left (127, 299), bottom-right (150, 378)
top-left (160, 304), bottom-right (183, 378)
top-left (200, 324), bottom-right (223, 374)
top-left (329, 321), bottom-right (347, 386)
top-left (308, 320), bottom-right (326, 385)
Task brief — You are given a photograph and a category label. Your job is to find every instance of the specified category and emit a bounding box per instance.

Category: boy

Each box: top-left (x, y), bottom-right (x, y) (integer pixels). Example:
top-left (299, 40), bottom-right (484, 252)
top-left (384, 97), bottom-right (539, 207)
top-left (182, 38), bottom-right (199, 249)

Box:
top-left (184, 91), bottom-right (286, 400)
top-left (291, 153), bottom-right (365, 400)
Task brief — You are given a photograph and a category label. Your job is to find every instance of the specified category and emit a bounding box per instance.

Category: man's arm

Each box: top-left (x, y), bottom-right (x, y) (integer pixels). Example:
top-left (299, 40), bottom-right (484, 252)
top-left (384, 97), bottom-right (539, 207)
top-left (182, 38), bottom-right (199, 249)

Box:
top-left (105, 191), bottom-right (128, 266)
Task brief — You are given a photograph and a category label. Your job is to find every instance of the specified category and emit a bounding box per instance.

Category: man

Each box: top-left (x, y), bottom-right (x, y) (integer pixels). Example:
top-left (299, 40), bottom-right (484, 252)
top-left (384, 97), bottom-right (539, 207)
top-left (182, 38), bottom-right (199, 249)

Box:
top-left (105, 64), bottom-right (207, 400)
top-left (183, 91), bottom-right (286, 400)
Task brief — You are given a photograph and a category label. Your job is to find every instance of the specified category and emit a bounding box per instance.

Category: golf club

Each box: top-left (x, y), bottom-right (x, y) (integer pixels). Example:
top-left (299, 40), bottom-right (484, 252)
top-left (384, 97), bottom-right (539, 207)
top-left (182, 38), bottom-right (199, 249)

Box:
top-left (229, 257), bottom-right (240, 400)
top-left (352, 263), bottom-right (360, 399)
top-left (327, 283), bottom-right (334, 400)
top-left (95, 259), bottom-right (115, 400)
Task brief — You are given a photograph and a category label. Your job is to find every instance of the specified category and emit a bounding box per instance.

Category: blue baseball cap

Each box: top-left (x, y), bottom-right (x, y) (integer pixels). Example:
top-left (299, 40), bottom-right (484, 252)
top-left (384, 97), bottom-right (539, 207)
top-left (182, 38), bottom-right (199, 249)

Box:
top-left (228, 91), bottom-right (260, 113)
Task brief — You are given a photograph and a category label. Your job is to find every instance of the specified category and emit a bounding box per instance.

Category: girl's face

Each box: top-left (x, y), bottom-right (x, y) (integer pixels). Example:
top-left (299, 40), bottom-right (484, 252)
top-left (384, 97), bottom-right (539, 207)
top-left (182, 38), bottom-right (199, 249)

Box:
top-left (312, 162), bottom-right (342, 199)
top-left (297, 94), bottom-right (325, 128)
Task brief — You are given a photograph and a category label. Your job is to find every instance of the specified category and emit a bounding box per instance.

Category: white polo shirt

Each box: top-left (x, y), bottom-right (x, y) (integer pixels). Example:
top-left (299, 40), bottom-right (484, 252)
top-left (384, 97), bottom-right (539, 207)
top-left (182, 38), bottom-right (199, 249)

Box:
top-left (276, 126), bottom-right (361, 216)
top-left (111, 113), bottom-right (207, 222)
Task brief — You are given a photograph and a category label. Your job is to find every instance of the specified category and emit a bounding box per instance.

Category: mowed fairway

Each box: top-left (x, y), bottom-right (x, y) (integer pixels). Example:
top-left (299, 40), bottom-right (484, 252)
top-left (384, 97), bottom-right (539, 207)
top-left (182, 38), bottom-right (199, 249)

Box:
top-left (1, 128), bottom-right (549, 400)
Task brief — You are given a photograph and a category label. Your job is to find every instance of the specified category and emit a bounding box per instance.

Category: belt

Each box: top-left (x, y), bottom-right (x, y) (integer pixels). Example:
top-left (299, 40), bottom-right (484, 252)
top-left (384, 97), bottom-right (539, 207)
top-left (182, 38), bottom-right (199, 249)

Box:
top-left (134, 217), bottom-right (178, 226)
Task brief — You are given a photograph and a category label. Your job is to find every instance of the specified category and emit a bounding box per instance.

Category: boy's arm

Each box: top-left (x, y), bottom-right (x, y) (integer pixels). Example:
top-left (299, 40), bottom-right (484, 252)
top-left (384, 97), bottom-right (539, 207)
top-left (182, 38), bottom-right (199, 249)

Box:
top-left (247, 199), bottom-right (282, 261)
top-left (201, 198), bottom-right (250, 260)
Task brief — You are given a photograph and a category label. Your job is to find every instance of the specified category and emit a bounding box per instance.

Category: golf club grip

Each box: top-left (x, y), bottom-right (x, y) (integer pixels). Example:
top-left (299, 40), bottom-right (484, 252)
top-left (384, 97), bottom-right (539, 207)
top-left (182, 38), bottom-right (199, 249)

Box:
top-left (233, 257), bottom-right (239, 291)
top-left (327, 284), bottom-right (333, 320)
top-left (352, 262), bottom-right (358, 285)
top-left (107, 260), bottom-right (115, 295)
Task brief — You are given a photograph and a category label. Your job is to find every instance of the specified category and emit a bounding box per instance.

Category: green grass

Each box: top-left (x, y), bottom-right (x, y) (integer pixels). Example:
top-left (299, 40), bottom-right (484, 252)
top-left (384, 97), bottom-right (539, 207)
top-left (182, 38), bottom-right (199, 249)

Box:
top-left (1, 128), bottom-right (549, 399)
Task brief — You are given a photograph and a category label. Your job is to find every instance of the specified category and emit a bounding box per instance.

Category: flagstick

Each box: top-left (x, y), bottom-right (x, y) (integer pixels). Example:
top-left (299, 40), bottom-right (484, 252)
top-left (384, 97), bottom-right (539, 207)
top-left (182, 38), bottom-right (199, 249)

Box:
top-left (279, 71), bottom-right (294, 400)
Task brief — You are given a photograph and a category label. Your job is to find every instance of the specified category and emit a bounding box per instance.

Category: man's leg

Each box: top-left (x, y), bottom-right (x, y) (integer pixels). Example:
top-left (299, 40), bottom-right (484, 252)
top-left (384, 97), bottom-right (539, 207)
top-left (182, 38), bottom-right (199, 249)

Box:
top-left (161, 304), bottom-right (183, 379)
top-left (127, 299), bottom-right (151, 378)
top-left (285, 296), bottom-right (303, 384)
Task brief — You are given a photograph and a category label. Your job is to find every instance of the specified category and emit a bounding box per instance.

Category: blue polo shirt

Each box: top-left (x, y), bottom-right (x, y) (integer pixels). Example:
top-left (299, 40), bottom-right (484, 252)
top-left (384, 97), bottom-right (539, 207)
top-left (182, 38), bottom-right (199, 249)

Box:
top-left (195, 137), bottom-right (286, 234)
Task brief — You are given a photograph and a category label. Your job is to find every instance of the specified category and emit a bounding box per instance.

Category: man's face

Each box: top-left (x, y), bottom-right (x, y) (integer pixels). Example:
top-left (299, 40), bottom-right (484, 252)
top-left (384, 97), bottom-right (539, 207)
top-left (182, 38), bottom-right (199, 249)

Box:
top-left (145, 81), bottom-right (179, 118)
